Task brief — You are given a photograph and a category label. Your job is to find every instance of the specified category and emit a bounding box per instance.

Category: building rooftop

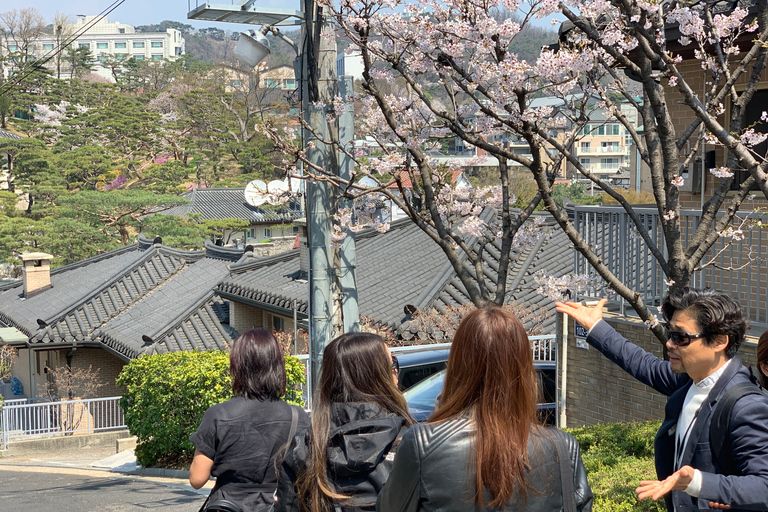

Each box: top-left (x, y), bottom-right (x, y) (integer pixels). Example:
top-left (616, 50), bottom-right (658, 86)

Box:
top-left (160, 187), bottom-right (302, 224)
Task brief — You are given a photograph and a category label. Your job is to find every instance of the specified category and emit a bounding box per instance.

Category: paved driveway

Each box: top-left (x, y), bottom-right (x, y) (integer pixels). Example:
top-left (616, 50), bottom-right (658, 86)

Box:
top-left (0, 465), bottom-right (207, 511)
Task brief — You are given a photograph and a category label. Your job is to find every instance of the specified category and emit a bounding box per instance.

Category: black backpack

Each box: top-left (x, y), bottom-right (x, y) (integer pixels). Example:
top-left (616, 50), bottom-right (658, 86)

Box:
top-left (709, 377), bottom-right (768, 476)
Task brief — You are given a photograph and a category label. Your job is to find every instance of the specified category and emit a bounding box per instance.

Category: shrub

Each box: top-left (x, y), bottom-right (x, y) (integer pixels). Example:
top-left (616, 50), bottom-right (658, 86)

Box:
top-left (567, 420), bottom-right (664, 512)
top-left (117, 350), bottom-right (305, 468)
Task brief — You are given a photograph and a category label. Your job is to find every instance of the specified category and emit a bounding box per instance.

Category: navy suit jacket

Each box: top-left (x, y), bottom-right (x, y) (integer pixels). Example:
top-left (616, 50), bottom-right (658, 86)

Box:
top-left (587, 320), bottom-right (768, 511)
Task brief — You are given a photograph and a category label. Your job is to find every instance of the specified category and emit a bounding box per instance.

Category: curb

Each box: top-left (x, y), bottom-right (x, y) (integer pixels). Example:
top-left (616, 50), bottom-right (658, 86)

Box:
top-left (128, 467), bottom-right (190, 479)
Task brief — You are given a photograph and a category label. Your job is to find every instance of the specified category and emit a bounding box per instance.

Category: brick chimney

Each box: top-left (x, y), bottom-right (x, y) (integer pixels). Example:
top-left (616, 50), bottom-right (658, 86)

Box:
top-left (21, 252), bottom-right (53, 298)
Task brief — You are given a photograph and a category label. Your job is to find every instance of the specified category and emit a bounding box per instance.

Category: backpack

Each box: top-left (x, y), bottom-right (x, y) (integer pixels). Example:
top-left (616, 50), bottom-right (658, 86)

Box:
top-left (709, 378), bottom-right (768, 476)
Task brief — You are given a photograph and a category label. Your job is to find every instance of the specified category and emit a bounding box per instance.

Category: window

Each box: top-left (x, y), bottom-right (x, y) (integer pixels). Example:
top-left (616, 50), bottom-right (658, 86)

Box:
top-left (601, 141), bottom-right (620, 153)
top-left (265, 79), bottom-right (278, 88)
top-left (42, 43), bottom-right (54, 51)
top-left (264, 228), bottom-right (272, 238)
top-left (152, 54), bottom-right (162, 60)
top-left (96, 42), bottom-right (108, 49)
top-left (115, 42), bottom-right (127, 49)
top-left (119, 28), bottom-right (126, 34)
top-left (248, 228), bottom-right (256, 239)
top-left (8, 44), bottom-right (17, 51)
top-left (272, 315), bottom-right (285, 332)
top-left (134, 54), bottom-right (144, 60)
top-left (597, 125), bottom-right (606, 136)
top-left (133, 41), bottom-right (145, 48)
top-left (601, 158), bottom-right (620, 169)
top-left (611, 124), bottom-right (621, 135)
top-left (580, 158), bottom-right (591, 168)
top-left (582, 125), bottom-right (591, 136)
top-left (78, 43), bottom-right (89, 48)
top-left (580, 142), bottom-right (590, 151)
top-left (151, 41), bottom-right (163, 48)
top-left (232, 80), bottom-right (241, 87)
top-left (97, 54), bottom-right (107, 61)
top-left (284, 79), bottom-right (296, 89)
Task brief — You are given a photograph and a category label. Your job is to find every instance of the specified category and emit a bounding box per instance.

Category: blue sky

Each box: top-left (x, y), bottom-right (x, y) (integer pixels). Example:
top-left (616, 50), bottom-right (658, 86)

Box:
top-left (20, 0), bottom-right (294, 31)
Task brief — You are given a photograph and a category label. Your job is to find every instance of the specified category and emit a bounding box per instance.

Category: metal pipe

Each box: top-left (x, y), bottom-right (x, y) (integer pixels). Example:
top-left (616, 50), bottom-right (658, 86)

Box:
top-left (338, 75), bottom-right (359, 333)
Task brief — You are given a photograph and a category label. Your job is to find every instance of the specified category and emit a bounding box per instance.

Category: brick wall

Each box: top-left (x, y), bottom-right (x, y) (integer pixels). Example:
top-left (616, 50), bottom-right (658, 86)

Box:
top-left (69, 348), bottom-right (127, 398)
top-left (564, 313), bottom-right (760, 428)
top-left (230, 301), bottom-right (265, 333)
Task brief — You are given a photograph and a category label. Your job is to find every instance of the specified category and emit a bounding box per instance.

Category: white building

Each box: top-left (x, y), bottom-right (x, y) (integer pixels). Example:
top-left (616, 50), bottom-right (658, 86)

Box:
top-left (337, 51), bottom-right (364, 81)
top-left (0, 16), bottom-right (185, 82)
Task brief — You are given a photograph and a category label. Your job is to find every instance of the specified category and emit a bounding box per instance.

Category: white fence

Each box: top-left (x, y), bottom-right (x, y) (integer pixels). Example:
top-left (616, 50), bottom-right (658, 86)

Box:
top-left (1, 396), bottom-right (125, 448)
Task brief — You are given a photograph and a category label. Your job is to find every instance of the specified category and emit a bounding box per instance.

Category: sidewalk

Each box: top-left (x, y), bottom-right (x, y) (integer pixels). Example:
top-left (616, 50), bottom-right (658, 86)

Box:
top-left (0, 445), bottom-right (214, 494)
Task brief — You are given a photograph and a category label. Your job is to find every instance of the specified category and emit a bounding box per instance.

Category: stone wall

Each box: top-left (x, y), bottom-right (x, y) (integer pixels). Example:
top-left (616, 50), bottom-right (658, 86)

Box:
top-left (249, 235), bottom-right (297, 258)
top-left (564, 312), bottom-right (759, 427)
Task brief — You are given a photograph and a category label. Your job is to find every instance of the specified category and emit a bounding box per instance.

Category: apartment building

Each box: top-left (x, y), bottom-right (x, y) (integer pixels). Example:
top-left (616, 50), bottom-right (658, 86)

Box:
top-left (0, 16), bottom-right (185, 82)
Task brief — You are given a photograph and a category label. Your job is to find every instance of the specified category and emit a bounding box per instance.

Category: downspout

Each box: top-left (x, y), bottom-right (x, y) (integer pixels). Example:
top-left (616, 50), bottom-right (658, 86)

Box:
top-left (26, 342), bottom-right (34, 399)
top-left (558, 311), bottom-right (569, 428)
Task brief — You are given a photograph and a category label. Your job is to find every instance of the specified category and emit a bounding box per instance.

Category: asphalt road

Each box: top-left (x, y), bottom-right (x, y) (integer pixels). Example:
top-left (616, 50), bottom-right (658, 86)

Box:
top-left (0, 465), bottom-right (207, 511)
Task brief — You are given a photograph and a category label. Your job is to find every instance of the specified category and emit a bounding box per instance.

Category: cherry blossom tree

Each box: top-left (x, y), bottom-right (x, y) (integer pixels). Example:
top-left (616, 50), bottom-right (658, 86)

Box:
top-left (257, 0), bottom-right (768, 340)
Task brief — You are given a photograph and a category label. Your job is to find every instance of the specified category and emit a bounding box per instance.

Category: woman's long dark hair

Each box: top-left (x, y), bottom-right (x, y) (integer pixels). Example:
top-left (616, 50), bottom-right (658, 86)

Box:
top-left (758, 330), bottom-right (768, 388)
top-left (431, 306), bottom-right (538, 508)
top-left (296, 332), bottom-right (413, 512)
top-left (230, 329), bottom-right (286, 400)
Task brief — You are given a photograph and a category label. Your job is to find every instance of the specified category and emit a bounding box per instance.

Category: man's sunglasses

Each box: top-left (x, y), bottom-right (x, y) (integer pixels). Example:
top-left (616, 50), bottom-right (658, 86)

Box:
top-left (664, 324), bottom-right (708, 347)
top-left (391, 355), bottom-right (400, 375)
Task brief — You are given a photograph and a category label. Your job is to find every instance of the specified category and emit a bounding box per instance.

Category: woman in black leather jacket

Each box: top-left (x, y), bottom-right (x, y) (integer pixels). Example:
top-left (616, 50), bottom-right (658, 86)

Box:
top-left (377, 306), bottom-right (593, 512)
top-left (275, 332), bottom-right (414, 512)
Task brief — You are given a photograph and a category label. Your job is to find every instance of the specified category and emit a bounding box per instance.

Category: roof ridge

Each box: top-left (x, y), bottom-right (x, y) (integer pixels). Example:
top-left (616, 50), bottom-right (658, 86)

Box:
top-left (40, 248), bottom-right (182, 325)
top-left (143, 290), bottom-right (220, 346)
top-left (49, 243), bottom-right (140, 276)
top-left (228, 248), bottom-right (300, 273)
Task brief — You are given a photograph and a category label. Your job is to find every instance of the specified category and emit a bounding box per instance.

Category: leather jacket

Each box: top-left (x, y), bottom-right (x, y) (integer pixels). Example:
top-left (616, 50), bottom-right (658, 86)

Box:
top-left (275, 402), bottom-right (409, 512)
top-left (376, 416), bottom-right (593, 512)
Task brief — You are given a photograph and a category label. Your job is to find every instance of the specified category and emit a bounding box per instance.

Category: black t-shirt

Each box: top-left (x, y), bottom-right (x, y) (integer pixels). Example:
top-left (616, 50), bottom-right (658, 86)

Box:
top-left (190, 396), bottom-right (309, 512)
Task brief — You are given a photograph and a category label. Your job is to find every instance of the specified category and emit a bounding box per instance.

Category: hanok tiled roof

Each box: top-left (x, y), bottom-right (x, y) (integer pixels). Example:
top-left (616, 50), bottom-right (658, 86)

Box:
top-left (160, 187), bottom-right (302, 224)
top-left (219, 218), bottom-right (449, 328)
top-left (219, 211), bottom-right (574, 336)
top-left (0, 129), bottom-right (23, 140)
top-left (0, 235), bottom-right (243, 360)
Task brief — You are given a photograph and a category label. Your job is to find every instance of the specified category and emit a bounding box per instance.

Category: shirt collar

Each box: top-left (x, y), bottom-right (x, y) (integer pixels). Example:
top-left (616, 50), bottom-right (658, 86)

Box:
top-left (694, 357), bottom-right (733, 388)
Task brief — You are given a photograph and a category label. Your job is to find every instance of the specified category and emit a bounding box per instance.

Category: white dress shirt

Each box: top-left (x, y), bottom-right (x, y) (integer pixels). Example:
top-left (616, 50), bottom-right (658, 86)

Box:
top-left (675, 357), bottom-right (733, 499)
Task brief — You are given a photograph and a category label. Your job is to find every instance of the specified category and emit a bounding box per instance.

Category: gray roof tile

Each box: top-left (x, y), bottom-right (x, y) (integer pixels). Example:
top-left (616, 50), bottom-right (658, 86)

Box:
top-left (160, 187), bottom-right (302, 224)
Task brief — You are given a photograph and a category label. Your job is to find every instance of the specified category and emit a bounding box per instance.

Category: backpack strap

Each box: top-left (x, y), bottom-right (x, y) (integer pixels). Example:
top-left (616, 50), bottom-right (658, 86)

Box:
top-left (552, 430), bottom-right (577, 512)
top-left (710, 382), bottom-right (767, 476)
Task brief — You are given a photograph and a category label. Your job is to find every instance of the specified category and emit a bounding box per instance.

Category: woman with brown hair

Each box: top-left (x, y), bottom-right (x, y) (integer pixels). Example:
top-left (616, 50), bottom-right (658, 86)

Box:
top-left (757, 330), bottom-right (768, 388)
top-left (377, 306), bottom-right (593, 512)
top-left (189, 329), bottom-right (309, 512)
top-left (274, 332), bottom-right (413, 512)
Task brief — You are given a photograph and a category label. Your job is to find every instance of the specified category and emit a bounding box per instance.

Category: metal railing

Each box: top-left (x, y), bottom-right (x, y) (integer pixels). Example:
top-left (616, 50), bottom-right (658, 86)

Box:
top-left (571, 204), bottom-right (768, 323)
top-left (1, 396), bottom-right (125, 448)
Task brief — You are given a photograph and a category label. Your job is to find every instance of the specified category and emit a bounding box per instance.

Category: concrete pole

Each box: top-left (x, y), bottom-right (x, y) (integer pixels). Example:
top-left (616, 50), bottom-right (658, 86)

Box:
top-left (304, 0), bottom-right (337, 390)
top-left (338, 76), bottom-right (360, 333)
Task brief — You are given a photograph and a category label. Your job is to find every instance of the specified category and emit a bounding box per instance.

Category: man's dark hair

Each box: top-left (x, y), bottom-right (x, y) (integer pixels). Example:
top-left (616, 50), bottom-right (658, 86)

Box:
top-left (661, 287), bottom-right (748, 358)
top-left (230, 329), bottom-right (286, 400)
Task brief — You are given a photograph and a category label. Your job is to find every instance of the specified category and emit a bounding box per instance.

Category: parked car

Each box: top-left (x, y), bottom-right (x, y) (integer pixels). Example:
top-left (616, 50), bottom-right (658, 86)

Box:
top-left (404, 362), bottom-right (557, 425)
top-left (392, 347), bottom-right (450, 390)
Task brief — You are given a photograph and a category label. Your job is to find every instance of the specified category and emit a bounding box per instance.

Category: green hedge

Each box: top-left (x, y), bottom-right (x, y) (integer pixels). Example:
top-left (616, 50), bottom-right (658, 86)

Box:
top-left (117, 350), bottom-right (305, 468)
top-left (567, 420), bottom-right (665, 512)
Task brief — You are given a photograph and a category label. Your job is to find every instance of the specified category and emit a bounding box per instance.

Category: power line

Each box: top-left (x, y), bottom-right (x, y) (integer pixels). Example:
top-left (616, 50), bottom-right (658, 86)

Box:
top-left (0, 0), bottom-right (127, 97)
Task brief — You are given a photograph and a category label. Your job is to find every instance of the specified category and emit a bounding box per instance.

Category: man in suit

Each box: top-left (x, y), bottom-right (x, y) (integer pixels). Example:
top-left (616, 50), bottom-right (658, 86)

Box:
top-left (557, 288), bottom-right (768, 512)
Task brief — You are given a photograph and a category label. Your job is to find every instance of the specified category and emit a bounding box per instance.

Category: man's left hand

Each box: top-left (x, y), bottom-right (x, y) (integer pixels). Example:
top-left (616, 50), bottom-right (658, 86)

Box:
top-left (636, 466), bottom-right (695, 501)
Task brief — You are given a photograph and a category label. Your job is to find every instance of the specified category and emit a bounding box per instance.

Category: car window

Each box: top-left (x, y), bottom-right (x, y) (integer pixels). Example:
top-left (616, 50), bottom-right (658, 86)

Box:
top-left (403, 370), bottom-right (445, 409)
top-left (399, 362), bottom-right (447, 390)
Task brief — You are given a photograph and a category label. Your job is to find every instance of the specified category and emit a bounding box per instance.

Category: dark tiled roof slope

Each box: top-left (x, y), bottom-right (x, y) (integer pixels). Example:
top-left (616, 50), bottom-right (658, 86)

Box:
top-left (219, 219), bottom-right (448, 327)
top-left (0, 129), bottom-right (23, 140)
top-left (160, 187), bottom-right (302, 224)
top-left (219, 212), bottom-right (574, 335)
top-left (0, 236), bottom-right (241, 359)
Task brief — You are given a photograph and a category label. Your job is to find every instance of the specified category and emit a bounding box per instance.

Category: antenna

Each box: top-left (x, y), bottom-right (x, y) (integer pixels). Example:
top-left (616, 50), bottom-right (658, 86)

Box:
top-left (244, 179), bottom-right (293, 206)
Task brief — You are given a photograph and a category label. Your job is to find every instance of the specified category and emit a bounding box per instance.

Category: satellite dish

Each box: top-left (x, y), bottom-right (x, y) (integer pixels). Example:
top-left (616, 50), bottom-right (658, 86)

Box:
top-left (268, 180), bottom-right (289, 196)
top-left (244, 180), bottom-right (269, 207)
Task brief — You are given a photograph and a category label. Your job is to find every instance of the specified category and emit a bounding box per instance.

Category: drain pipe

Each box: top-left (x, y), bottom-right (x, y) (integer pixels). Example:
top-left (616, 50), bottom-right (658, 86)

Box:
top-left (558, 311), bottom-right (569, 428)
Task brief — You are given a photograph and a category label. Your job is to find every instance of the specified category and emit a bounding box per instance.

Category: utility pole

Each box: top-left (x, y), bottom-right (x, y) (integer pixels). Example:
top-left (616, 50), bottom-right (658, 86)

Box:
top-left (188, 0), bottom-right (360, 394)
top-left (303, 0), bottom-right (336, 389)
